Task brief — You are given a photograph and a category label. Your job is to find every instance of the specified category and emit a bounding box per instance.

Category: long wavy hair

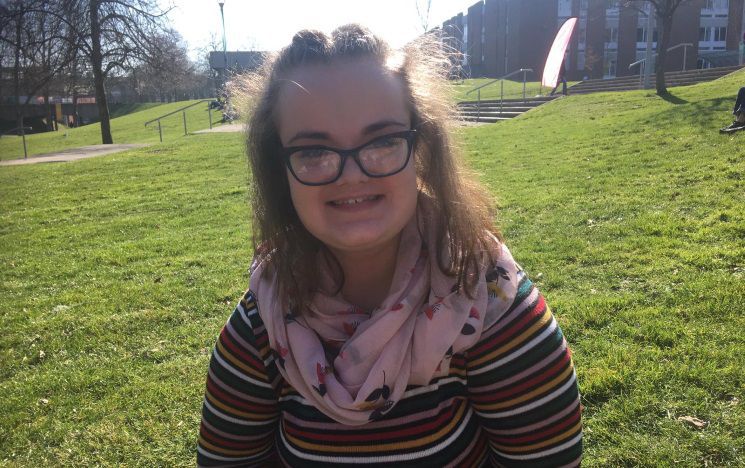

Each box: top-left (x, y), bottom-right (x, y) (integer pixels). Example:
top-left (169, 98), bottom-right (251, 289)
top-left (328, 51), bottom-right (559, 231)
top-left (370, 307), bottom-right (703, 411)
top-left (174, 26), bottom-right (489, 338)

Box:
top-left (240, 24), bottom-right (500, 310)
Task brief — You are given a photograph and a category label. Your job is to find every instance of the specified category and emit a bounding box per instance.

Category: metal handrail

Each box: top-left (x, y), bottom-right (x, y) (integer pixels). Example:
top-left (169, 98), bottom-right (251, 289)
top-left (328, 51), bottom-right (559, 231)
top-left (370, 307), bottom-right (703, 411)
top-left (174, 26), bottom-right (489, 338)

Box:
top-left (629, 43), bottom-right (694, 72)
top-left (144, 99), bottom-right (214, 142)
top-left (464, 68), bottom-right (533, 122)
top-left (0, 126), bottom-right (32, 137)
top-left (0, 125), bottom-right (33, 159)
top-left (465, 68), bottom-right (533, 95)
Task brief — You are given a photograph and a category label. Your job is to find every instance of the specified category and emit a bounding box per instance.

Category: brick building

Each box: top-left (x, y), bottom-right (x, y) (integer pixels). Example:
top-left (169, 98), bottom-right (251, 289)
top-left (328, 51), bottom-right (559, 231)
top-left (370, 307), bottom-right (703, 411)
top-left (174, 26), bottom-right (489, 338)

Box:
top-left (442, 0), bottom-right (745, 80)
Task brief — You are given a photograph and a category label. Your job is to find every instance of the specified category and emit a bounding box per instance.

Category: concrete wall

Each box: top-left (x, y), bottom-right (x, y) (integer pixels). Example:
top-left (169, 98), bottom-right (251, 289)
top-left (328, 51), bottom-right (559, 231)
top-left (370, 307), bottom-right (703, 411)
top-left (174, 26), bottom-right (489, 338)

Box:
top-left (727, 0), bottom-right (744, 50)
top-left (666, 0), bottom-right (706, 72)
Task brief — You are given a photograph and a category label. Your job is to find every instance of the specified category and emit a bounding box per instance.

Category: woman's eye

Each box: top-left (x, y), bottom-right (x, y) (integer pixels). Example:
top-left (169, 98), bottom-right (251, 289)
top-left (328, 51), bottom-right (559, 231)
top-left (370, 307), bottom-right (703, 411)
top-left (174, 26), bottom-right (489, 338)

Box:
top-left (298, 148), bottom-right (333, 159)
top-left (367, 137), bottom-right (400, 149)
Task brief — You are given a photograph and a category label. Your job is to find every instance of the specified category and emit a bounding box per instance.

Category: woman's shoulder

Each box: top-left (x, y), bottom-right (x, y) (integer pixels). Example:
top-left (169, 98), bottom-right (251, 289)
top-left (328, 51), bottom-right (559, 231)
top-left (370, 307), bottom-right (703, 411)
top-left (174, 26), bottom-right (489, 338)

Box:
top-left (482, 240), bottom-right (534, 330)
top-left (223, 289), bottom-right (269, 343)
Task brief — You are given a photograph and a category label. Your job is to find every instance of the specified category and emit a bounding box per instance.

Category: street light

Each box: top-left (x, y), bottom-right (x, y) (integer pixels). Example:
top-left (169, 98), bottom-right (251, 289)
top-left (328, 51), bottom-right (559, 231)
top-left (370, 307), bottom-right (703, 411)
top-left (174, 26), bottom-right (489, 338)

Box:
top-left (218, 0), bottom-right (227, 82)
top-left (642, 2), bottom-right (655, 90)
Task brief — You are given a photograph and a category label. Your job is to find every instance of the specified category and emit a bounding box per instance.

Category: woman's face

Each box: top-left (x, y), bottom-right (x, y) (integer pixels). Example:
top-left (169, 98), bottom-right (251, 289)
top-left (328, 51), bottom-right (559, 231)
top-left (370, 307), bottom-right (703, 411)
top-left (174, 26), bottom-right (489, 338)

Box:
top-left (276, 58), bottom-right (418, 257)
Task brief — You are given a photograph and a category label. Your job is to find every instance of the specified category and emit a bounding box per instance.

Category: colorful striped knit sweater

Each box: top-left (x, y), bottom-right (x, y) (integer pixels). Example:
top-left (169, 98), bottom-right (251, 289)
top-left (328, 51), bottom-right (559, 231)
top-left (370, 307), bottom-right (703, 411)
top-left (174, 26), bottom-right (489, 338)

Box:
top-left (197, 274), bottom-right (582, 467)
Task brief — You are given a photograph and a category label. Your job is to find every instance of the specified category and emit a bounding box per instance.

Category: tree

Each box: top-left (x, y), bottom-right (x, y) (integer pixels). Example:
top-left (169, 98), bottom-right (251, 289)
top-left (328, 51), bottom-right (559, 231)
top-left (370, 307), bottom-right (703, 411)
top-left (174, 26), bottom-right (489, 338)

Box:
top-left (3, 0), bottom-right (172, 142)
top-left (623, 0), bottom-right (693, 95)
top-left (73, 0), bottom-right (172, 144)
top-left (134, 29), bottom-right (195, 102)
top-left (0, 1), bottom-right (77, 134)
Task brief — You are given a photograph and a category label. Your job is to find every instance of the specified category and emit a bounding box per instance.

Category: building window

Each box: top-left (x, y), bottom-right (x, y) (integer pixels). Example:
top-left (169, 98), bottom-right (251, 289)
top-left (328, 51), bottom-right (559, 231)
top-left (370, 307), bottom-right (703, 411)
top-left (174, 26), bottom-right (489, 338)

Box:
top-left (604, 54), bottom-right (617, 78)
top-left (697, 58), bottom-right (712, 69)
top-left (704, 0), bottom-right (729, 10)
top-left (701, 0), bottom-right (730, 16)
top-left (636, 27), bottom-right (658, 43)
top-left (700, 26), bottom-right (728, 44)
top-left (714, 26), bottom-right (727, 42)
top-left (605, 0), bottom-right (619, 16)
top-left (605, 27), bottom-right (618, 44)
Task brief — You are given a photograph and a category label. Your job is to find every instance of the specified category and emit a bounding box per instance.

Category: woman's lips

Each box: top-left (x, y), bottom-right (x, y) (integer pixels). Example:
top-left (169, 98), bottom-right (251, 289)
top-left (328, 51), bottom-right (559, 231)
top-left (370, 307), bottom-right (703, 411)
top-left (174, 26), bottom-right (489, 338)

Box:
top-left (327, 194), bottom-right (383, 210)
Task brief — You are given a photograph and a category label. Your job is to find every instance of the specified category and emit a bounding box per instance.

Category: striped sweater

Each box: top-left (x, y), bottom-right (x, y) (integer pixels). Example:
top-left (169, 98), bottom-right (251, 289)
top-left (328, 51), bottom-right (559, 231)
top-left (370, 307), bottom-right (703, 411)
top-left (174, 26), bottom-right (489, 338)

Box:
top-left (197, 274), bottom-right (582, 466)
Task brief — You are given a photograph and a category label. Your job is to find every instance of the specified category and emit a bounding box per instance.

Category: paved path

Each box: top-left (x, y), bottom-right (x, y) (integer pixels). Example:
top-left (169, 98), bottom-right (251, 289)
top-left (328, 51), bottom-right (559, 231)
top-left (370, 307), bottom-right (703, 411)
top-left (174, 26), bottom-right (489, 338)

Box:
top-left (0, 144), bottom-right (148, 167)
top-left (193, 123), bottom-right (244, 133)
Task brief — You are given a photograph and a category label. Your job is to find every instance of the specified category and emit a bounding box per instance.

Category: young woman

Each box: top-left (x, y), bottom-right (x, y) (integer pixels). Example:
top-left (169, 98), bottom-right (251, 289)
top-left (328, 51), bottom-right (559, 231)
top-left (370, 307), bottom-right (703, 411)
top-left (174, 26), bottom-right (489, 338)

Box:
top-left (198, 25), bottom-right (582, 467)
top-left (719, 86), bottom-right (745, 133)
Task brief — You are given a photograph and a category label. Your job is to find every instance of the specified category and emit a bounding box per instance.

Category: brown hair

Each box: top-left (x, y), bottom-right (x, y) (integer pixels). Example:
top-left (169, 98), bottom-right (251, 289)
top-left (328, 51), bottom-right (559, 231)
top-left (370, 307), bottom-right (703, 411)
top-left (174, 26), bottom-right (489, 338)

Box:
top-left (241, 24), bottom-right (500, 308)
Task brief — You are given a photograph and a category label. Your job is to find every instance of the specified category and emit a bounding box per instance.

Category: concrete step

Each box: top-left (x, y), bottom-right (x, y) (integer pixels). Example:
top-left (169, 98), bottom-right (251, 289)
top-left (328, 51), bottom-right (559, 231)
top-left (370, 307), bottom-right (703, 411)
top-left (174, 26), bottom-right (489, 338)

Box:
top-left (459, 116), bottom-right (512, 123)
top-left (457, 96), bottom-right (558, 105)
top-left (459, 111), bottom-right (524, 118)
top-left (456, 95), bottom-right (560, 123)
top-left (458, 105), bottom-right (534, 113)
top-left (569, 75), bottom-right (737, 94)
top-left (568, 65), bottom-right (743, 94)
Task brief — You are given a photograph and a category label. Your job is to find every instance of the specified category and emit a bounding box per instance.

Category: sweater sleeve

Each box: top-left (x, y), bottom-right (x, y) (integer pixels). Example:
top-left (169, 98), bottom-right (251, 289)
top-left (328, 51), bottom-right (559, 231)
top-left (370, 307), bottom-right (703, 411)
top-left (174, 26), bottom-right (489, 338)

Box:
top-left (467, 274), bottom-right (582, 467)
top-left (197, 290), bottom-right (280, 467)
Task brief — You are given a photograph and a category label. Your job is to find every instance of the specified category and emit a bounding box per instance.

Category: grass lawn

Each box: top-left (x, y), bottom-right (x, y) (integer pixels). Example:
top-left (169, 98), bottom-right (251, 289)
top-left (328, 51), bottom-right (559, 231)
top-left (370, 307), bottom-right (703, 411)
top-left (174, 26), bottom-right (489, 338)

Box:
top-left (1, 70), bottom-right (743, 466)
top-left (0, 99), bottom-right (220, 161)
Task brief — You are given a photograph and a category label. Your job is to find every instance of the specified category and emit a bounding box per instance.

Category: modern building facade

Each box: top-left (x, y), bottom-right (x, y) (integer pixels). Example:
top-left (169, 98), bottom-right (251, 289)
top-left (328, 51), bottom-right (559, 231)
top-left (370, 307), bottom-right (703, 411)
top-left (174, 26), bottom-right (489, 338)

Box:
top-left (442, 0), bottom-right (745, 80)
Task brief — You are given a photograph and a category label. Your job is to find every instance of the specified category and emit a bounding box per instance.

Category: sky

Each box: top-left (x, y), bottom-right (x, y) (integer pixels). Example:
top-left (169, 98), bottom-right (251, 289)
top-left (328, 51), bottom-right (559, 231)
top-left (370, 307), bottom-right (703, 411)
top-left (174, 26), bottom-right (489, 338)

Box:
top-left (163, 0), bottom-right (477, 59)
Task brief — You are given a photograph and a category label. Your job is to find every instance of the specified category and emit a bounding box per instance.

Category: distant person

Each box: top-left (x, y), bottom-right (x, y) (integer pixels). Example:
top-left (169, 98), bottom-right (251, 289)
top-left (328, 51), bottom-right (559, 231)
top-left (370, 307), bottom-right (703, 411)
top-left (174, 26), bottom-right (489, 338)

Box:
top-left (720, 86), bottom-right (745, 133)
top-left (197, 24), bottom-right (582, 466)
top-left (551, 58), bottom-right (568, 96)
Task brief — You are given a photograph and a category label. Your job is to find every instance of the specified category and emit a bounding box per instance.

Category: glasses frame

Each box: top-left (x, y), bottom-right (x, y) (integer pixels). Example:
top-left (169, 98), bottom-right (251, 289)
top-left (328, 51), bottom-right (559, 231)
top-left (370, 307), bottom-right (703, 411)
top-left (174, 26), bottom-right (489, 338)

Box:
top-left (281, 129), bottom-right (417, 186)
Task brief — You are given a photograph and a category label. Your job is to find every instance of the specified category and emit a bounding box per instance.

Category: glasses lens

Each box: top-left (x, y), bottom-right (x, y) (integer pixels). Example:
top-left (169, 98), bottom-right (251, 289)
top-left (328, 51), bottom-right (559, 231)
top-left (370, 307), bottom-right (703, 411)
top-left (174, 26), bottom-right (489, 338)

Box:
top-left (358, 136), bottom-right (409, 175)
top-left (289, 148), bottom-right (341, 184)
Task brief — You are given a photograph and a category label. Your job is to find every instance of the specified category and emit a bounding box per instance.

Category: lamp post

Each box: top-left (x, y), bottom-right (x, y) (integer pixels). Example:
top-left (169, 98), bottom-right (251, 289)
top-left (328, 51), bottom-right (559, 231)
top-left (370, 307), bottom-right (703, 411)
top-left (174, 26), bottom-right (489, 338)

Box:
top-left (642, 2), bottom-right (655, 90)
top-left (218, 0), bottom-right (227, 84)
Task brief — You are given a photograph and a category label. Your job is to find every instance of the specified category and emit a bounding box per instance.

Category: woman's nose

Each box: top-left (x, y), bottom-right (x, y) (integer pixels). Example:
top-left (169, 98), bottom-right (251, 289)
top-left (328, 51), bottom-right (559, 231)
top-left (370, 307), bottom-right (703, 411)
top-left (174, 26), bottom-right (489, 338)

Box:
top-left (335, 153), bottom-right (369, 185)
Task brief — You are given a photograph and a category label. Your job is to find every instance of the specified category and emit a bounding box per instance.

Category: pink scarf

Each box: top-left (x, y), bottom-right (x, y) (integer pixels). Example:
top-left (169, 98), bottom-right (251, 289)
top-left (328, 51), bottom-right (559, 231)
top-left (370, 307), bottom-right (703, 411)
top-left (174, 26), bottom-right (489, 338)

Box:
top-left (250, 210), bottom-right (519, 425)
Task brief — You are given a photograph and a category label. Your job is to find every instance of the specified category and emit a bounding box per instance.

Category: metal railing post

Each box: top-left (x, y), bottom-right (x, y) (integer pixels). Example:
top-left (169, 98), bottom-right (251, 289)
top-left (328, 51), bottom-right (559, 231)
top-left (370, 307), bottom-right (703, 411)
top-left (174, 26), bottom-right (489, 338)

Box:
top-left (144, 99), bottom-right (213, 142)
top-left (683, 44), bottom-right (688, 71)
top-left (21, 117), bottom-right (27, 159)
top-left (477, 89), bottom-right (481, 122)
top-left (500, 80), bottom-right (504, 115)
top-left (462, 68), bottom-right (533, 121)
top-left (208, 106), bottom-right (213, 129)
top-left (522, 70), bottom-right (527, 103)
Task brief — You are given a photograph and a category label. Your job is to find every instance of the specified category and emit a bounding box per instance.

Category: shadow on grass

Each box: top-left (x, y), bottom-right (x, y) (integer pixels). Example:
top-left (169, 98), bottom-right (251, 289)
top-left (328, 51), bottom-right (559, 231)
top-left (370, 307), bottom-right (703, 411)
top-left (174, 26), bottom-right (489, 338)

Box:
top-left (658, 91), bottom-right (688, 105)
top-left (643, 97), bottom-right (732, 131)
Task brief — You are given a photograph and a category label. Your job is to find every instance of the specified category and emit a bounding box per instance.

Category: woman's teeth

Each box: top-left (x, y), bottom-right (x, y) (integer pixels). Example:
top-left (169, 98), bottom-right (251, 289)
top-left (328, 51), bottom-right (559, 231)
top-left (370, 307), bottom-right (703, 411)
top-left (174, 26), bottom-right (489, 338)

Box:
top-left (331, 195), bottom-right (379, 205)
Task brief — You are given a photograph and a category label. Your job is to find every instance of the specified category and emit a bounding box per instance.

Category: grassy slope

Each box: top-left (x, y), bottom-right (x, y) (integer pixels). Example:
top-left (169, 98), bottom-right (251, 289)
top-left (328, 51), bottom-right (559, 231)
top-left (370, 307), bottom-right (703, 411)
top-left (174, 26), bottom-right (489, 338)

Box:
top-left (0, 99), bottom-right (218, 161)
top-left (0, 72), bottom-right (743, 465)
top-left (461, 70), bottom-right (745, 465)
top-left (109, 102), bottom-right (164, 119)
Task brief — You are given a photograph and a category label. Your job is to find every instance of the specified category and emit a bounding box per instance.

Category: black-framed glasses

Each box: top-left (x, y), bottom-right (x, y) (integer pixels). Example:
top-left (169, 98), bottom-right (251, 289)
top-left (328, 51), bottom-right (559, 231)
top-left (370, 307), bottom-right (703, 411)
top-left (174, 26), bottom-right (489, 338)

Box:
top-left (281, 129), bottom-right (417, 186)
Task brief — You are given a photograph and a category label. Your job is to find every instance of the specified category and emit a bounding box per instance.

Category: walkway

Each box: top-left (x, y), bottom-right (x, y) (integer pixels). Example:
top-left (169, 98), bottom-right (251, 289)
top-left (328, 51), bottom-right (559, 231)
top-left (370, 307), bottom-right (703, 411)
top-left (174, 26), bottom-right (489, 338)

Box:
top-left (193, 123), bottom-right (243, 133)
top-left (0, 144), bottom-right (148, 167)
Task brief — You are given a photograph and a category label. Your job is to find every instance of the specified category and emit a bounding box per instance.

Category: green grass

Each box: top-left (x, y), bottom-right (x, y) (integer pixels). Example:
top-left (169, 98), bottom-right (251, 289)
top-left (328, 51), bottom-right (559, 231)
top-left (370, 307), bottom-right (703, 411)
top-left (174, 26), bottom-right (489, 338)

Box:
top-left (0, 99), bottom-right (220, 161)
top-left (1, 71), bottom-right (743, 465)
top-left (451, 78), bottom-right (579, 101)
top-left (109, 102), bottom-right (164, 119)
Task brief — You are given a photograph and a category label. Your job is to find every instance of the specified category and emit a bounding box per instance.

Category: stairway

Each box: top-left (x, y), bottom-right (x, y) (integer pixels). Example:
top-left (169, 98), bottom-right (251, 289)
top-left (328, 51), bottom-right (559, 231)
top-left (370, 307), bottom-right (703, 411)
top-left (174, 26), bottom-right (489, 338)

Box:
top-left (568, 65), bottom-right (744, 95)
top-left (456, 96), bottom-right (559, 124)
